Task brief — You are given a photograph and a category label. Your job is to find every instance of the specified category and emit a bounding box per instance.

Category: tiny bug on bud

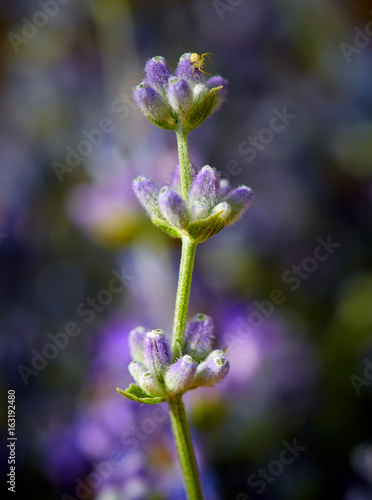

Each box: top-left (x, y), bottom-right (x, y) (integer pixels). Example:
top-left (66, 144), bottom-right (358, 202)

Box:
top-left (189, 52), bottom-right (213, 77)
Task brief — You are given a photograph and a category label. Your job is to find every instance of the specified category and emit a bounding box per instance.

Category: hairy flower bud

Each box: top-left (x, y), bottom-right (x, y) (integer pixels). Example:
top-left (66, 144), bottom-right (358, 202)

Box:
top-left (189, 166), bottom-right (220, 212)
top-left (168, 77), bottom-right (193, 120)
top-left (128, 326), bottom-right (146, 363)
top-left (143, 329), bottom-right (171, 379)
top-left (158, 187), bottom-right (189, 229)
top-left (224, 186), bottom-right (254, 224)
top-left (128, 361), bottom-right (164, 396)
top-left (204, 349), bottom-right (227, 360)
top-left (211, 201), bottom-right (231, 221)
top-left (176, 52), bottom-right (206, 83)
top-left (133, 82), bottom-right (175, 129)
top-left (218, 179), bottom-right (231, 200)
top-left (128, 360), bottom-right (146, 385)
top-left (206, 76), bottom-right (228, 110)
top-left (140, 371), bottom-right (165, 397)
top-left (190, 201), bottom-right (209, 223)
top-left (192, 355), bottom-right (230, 388)
top-left (165, 355), bottom-right (198, 395)
top-left (132, 175), bottom-right (162, 220)
top-left (145, 56), bottom-right (171, 93)
top-left (192, 83), bottom-right (210, 102)
top-left (184, 314), bottom-right (214, 362)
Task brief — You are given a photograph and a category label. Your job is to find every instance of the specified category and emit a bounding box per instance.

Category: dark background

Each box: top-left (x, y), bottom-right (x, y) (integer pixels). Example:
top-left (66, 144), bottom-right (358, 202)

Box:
top-left (1, 1), bottom-right (372, 499)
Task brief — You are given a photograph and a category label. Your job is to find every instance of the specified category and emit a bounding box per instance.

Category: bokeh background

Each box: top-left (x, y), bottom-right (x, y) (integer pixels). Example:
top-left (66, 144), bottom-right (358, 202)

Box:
top-left (1, 1), bottom-right (372, 499)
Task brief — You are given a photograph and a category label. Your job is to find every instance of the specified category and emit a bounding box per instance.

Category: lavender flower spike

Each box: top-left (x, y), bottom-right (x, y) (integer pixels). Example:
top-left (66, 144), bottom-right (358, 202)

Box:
top-left (184, 314), bottom-right (215, 362)
top-left (143, 329), bottom-right (171, 379)
top-left (165, 355), bottom-right (198, 395)
top-left (189, 165), bottom-right (220, 212)
top-left (192, 355), bottom-right (230, 388)
top-left (132, 175), bottom-right (162, 220)
top-left (145, 56), bottom-right (171, 93)
top-left (224, 186), bottom-right (254, 225)
top-left (158, 187), bottom-right (189, 229)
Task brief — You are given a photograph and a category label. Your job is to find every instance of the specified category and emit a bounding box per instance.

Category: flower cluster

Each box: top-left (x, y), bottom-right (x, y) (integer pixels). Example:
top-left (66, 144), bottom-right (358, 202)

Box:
top-left (133, 53), bottom-right (227, 131)
top-left (133, 163), bottom-right (254, 242)
top-left (118, 314), bottom-right (229, 403)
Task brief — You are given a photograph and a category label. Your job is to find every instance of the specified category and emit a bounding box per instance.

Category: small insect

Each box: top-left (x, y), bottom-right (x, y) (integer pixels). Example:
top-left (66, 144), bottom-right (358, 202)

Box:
top-left (189, 52), bottom-right (214, 77)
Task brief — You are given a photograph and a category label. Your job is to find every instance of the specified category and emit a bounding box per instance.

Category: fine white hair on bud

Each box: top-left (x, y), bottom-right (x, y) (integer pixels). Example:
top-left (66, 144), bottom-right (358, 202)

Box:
top-left (211, 202), bottom-right (231, 221)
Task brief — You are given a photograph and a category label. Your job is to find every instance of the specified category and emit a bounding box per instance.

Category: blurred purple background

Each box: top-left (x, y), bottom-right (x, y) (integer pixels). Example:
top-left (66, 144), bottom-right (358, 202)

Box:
top-left (1, 1), bottom-right (372, 499)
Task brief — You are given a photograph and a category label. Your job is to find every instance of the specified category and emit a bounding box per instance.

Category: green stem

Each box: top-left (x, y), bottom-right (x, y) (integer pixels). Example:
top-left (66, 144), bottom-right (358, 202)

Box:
top-left (171, 236), bottom-right (197, 358)
top-left (176, 127), bottom-right (192, 201)
top-left (168, 395), bottom-right (204, 500)
top-left (169, 128), bottom-right (204, 499)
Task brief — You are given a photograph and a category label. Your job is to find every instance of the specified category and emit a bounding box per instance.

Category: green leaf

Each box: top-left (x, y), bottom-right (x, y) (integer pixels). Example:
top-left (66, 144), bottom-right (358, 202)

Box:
top-left (152, 217), bottom-right (182, 239)
top-left (184, 87), bottom-right (221, 132)
top-left (145, 114), bottom-right (177, 131)
top-left (186, 211), bottom-right (226, 242)
top-left (116, 384), bottom-right (166, 404)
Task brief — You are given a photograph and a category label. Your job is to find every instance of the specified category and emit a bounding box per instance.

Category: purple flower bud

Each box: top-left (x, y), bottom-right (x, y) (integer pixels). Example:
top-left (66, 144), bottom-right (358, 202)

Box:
top-left (184, 314), bottom-right (215, 362)
top-left (158, 187), bottom-right (189, 229)
top-left (206, 76), bottom-right (228, 110)
top-left (164, 355), bottom-right (198, 395)
top-left (168, 77), bottom-right (193, 119)
top-left (133, 82), bottom-right (174, 127)
top-left (143, 329), bottom-right (171, 379)
top-left (133, 175), bottom-right (162, 220)
top-left (206, 76), bottom-right (228, 95)
top-left (175, 52), bottom-right (205, 83)
top-left (128, 326), bottom-right (146, 363)
top-left (192, 355), bottom-right (230, 388)
top-left (224, 186), bottom-right (254, 224)
top-left (171, 163), bottom-right (199, 194)
top-left (128, 361), bottom-right (164, 396)
top-left (218, 179), bottom-right (231, 200)
top-left (189, 165), bottom-right (220, 211)
top-left (145, 56), bottom-right (171, 92)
